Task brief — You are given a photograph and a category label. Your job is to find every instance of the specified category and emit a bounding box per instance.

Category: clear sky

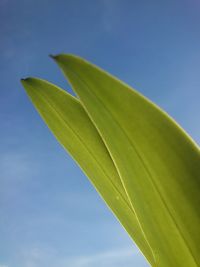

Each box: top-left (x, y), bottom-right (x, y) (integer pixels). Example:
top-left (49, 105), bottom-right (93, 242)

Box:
top-left (0, 1), bottom-right (200, 267)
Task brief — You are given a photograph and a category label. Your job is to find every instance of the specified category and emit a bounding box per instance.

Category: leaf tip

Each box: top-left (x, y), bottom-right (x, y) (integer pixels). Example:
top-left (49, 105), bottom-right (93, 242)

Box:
top-left (20, 77), bottom-right (38, 92)
top-left (49, 54), bottom-right (63, 62)
top-left (49, 54), bottom-right (57, 60)
top-left (20, 77), bottom-right (31, 84)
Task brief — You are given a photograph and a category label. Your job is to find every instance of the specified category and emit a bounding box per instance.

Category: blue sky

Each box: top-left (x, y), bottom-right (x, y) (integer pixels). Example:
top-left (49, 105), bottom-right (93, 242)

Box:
top-left (0, 0), bottom-right (200, 266)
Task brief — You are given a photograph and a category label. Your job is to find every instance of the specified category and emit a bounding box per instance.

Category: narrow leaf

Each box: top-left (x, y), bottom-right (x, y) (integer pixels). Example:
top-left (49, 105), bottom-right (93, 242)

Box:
top-left (53, 54), bottom-right (200, 267)
top-left (21, 77), bottom-right (155, 265)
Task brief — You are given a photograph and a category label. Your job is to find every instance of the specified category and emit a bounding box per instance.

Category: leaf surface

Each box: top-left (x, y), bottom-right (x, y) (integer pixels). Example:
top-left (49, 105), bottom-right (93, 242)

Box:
top-left (21, 78), bottom-right (155, 265)
top-left (53, 54), bottom-right (200, 267)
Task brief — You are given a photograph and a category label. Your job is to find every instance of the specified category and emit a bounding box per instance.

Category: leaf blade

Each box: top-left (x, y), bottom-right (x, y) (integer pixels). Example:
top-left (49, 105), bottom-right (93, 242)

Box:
top-left (54, 54), bottom-right (200, 267)
top-left (21, 77), bottom-right (155, 265)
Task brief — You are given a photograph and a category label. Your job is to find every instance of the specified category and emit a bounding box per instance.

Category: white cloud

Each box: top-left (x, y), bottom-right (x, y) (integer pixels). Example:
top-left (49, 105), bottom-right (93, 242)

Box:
top-left (1, 152), bottom-right (32, 181)
top-left (17, 246), bottom-right (149, 267)
top-left (101, 0), bottom-right (120, 32)
top-left (19, 246), bottom-right (57, 267)
top-left (0, 151), bottom-right (38, 200)
top-left (62, 247), bottom-right (148, 267)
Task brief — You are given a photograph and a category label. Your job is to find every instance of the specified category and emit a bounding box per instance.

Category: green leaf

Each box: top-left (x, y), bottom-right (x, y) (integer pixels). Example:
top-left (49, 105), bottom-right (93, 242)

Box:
top-left (21, 77), bottom-right (155, 265)
top-left (53, 54), bottom-right (200, 267)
